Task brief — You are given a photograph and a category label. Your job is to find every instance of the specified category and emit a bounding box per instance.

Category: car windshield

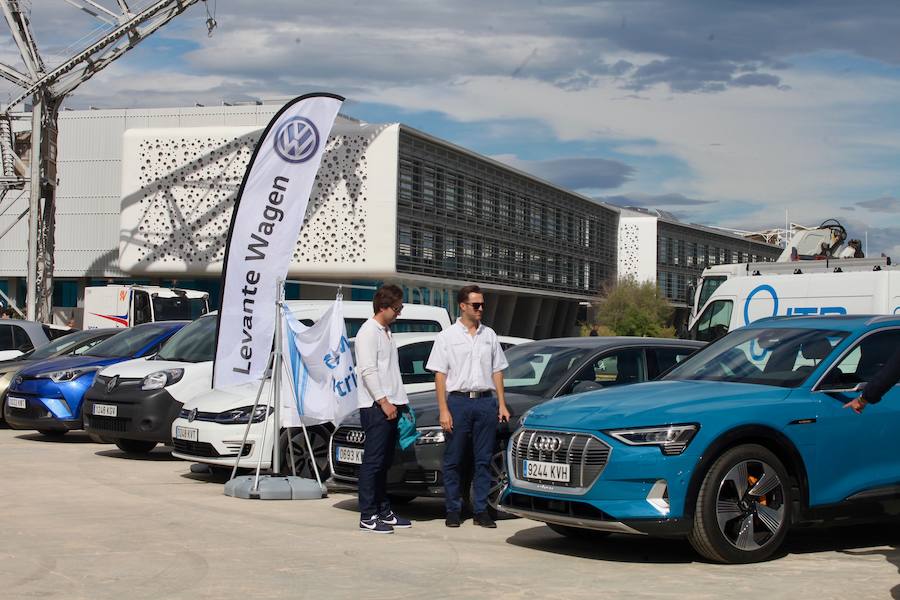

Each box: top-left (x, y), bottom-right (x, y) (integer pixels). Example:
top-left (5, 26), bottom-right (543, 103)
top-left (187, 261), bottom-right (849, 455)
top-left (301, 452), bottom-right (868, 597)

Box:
top-left (152, 295), bottom-right (208, 321)
top-left (502, 344), bottom-right (594, 397)
top-left (663, 327), bottom-right (849, 388)
top-left (25, 329), bottom-right (111, 360)
top-left (84, 324), bottom-right (173, 358)
top-left (155, 316), bottom-right (216, 363)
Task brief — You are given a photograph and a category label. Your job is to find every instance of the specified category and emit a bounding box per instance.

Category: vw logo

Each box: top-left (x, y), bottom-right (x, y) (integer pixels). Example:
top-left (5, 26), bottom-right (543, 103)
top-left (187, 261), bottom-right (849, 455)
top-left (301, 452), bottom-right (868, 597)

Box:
top-left (346, 429), bottom-right (365, 445)
top-left (188, 408), bottom-right (198, 423)
top-left (274, 117), bottom-right (319, 163)
top-left (106, 375), bottom-right (119, 394)
top-left (534, 435), bottom-right (563, 452)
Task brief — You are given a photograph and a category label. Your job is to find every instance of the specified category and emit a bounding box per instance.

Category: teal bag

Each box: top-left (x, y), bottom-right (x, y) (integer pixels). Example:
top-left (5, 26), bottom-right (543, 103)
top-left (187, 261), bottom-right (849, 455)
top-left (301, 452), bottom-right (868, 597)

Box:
top-left (397, 405), bottom-right (420, 449)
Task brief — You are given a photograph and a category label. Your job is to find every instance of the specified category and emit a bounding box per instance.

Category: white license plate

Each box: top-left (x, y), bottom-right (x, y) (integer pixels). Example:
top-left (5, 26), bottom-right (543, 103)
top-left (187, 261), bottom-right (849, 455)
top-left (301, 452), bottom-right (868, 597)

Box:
top-left (523, 460), bottom-right (570, 483)
top-left (93, 404), bottom-right (117, 417)
top-left (336, 446), bottom-right (364, 465)
top-left (7, 396), bottom-right (26, 410)
top-left (175, 426), bottom-right (198, 442)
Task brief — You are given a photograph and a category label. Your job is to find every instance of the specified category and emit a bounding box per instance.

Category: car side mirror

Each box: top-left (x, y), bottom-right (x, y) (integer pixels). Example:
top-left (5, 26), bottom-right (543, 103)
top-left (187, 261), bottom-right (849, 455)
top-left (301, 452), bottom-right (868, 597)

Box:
top-left (572, 381), bottom-right (602, 394)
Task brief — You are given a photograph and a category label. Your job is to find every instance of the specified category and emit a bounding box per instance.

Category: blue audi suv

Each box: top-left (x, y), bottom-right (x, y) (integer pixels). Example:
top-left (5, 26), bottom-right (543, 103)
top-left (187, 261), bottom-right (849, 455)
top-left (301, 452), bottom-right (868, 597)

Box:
top-left (502, 315), bottom-right (900, 563)
top-left (4, 322), bottom-right (185, 436)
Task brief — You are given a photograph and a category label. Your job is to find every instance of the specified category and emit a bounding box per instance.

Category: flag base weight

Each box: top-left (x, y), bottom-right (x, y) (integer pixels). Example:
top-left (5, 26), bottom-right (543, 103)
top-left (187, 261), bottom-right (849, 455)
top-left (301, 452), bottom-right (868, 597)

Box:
top-left (224, 475), bottom-right (327, 500)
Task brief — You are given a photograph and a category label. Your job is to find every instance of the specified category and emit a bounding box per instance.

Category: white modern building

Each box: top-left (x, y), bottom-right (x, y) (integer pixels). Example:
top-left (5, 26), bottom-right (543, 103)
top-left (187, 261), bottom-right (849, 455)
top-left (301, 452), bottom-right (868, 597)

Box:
top-left (0, 103), bottom-right (780, 337)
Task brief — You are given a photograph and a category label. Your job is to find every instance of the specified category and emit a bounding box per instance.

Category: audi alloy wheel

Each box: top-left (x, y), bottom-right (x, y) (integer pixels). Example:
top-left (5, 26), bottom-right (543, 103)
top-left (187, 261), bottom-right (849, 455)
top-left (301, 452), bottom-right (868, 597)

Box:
top-left (689, 444), bottom-right (791, 563)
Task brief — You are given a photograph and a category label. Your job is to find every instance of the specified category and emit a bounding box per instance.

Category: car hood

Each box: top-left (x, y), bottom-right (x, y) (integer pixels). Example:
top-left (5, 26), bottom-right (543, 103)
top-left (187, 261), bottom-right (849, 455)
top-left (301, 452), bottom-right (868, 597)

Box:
top-left (18, 354), bottom-right (121, 376)
top-left (0, 356), bottom-right (45, 375)
top-left (99, 358), bottom-right (213, 403)
top-left (339, 391), bottom-right (543, 428)
top-left (180, 380), bottom-right (264, 412)
top-left (523, 380), bottom-right (793, 430)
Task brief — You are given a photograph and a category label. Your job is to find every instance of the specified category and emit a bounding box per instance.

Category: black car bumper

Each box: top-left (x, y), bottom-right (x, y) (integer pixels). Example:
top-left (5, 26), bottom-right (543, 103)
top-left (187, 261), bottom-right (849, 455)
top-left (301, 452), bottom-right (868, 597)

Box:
top-left (83, 386), bottom-right (182, 444)
top-left (3, 398), bottom-right (82, 432)
top-left (330, 427), bottom-right (447, 498)
top-left (501, 491), bottom-right (692, 537)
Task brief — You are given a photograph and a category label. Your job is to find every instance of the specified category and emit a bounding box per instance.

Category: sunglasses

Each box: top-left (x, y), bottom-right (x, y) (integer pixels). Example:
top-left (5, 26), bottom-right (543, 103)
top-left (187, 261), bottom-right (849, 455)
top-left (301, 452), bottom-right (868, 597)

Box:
top-left (391, 304), bottom-right (404, 313)
top-left (466, 302), bottom-right (485, 311)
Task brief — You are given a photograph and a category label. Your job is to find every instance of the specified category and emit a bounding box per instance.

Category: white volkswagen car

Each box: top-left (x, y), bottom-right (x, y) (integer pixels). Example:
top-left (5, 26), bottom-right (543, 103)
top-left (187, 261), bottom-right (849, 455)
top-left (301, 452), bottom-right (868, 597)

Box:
top-left (170, 329), bottom-right (528, 476)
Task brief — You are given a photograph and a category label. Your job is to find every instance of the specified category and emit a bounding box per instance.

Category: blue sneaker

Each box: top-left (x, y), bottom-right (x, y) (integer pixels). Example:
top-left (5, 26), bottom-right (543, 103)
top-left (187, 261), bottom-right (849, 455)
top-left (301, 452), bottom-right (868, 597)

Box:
top-left (359, 515), bottom-right (394, 534)
top-left (379, 510), bottom-right (412, 528)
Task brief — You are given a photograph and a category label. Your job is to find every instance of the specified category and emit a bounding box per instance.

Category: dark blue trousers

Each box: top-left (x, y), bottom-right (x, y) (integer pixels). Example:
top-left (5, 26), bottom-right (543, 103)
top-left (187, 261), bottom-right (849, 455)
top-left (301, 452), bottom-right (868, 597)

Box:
top-left (443, 394), bottom-right (497, 514)
top-left (357, 404), bottom-right (398, 518)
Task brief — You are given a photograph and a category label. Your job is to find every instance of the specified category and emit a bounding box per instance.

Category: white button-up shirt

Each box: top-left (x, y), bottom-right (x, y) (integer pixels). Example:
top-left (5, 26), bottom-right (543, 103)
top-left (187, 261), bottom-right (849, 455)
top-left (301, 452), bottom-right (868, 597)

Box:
top-left (354, 317), bottom-right (409, 409)
top-left (426, 319), bottom-right (509, 392)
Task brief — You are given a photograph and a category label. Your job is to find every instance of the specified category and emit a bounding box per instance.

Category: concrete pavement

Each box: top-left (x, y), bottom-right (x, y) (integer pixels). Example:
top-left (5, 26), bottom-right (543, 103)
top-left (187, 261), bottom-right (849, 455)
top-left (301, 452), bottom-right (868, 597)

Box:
top-left (0, 426), bottom-right (898, 599)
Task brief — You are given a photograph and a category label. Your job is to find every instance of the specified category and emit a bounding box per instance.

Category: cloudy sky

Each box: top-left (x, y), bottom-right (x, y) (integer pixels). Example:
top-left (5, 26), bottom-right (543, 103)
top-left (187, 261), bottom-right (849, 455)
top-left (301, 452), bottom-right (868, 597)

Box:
top-left (3, 0), bottom-right (900, 255)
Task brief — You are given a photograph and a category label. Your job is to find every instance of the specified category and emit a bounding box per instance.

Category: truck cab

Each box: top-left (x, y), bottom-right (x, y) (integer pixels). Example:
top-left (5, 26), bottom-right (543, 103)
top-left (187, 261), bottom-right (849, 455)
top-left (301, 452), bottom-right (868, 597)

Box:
top-left (83, 285), bottom-right (209, 329)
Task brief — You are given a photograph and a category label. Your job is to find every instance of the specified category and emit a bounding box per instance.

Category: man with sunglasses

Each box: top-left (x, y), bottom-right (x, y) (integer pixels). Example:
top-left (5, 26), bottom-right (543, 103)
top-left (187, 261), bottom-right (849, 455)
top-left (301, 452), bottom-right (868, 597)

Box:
top-left (354, 284), bottom-right (412, 534)
top-left (426, 284), bottom-right (510, 528)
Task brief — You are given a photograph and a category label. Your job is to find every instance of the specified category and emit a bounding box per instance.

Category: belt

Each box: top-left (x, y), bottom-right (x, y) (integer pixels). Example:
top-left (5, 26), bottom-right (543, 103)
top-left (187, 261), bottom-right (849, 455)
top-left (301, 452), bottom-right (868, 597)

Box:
top-left (449, 390), bottom-right (493, 399)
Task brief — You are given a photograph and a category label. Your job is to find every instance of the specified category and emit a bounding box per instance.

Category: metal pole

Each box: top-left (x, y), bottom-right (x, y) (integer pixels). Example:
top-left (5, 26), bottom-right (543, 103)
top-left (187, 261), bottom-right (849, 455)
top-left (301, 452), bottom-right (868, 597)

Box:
top-left (272, 278), bottom-right (284, 475)
top-left (228, 352), bottom-right (274, 481)
top-left (25, 96), bottom-right (40, 321)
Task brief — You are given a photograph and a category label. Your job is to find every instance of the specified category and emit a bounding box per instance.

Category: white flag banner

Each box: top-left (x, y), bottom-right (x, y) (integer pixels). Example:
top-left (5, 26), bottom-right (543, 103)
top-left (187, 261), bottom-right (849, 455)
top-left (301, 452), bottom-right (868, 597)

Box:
top-left (281, 296), bottom-right (358, 427)
top-left (213, 93), bottom-right (344, 389)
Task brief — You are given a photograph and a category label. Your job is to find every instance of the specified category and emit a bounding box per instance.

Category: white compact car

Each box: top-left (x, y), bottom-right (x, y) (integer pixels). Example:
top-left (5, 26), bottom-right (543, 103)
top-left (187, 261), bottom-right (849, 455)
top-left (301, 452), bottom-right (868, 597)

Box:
top-left (170, 330), bottom-right (529, 476)
top-left (0, 320), bottom-right (73, 361)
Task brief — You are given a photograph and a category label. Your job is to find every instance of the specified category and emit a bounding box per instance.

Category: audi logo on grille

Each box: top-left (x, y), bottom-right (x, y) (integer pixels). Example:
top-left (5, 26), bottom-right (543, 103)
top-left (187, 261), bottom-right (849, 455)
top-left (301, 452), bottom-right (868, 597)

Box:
top-left (533, 435), bottom-right (563, 452)
top-left (346, 430), bottom-right (365, 444)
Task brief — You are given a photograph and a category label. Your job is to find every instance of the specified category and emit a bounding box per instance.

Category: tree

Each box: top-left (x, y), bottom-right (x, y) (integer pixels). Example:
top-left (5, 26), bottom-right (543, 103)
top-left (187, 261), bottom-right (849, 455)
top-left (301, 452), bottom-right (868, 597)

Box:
top-left (595, 277), bottom-right (675, 337)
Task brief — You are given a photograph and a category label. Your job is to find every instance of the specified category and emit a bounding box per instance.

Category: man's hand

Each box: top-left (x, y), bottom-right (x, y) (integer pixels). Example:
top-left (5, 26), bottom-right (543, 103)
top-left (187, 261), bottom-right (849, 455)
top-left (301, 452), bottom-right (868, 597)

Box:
top-left (439, 409), bottom-right (453, 433)
top-left (498, 405), bottom-right (511, 423)
top-left (843, 396), bottom-right (867, 414)
top-left (379, 398), bottom-right (398, 420)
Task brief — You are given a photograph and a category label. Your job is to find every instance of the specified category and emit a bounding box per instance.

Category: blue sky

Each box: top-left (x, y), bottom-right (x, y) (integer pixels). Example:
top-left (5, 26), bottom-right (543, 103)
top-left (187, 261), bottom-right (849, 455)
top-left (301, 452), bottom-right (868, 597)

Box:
top-left (2, 0), bottom-right (899, 255)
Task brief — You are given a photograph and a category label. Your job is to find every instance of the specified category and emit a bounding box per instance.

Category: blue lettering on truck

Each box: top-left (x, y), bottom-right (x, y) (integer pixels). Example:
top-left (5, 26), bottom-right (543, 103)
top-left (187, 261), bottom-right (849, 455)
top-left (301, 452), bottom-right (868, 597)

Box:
top-left (744, 284), bottom-right (847, 326)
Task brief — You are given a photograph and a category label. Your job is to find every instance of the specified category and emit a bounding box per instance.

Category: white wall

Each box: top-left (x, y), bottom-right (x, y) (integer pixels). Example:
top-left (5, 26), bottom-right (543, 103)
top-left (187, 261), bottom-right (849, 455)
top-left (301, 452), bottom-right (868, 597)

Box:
top-left (617, 213), bottom-right (658, 283)
top-left (118, 120), bottom-right (400, 278)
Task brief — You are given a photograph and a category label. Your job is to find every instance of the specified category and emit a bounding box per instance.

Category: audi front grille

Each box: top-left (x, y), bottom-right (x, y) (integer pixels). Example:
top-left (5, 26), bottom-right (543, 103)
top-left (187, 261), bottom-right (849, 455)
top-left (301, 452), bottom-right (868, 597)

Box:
top-left (510, 429), bottom-right (611, 489)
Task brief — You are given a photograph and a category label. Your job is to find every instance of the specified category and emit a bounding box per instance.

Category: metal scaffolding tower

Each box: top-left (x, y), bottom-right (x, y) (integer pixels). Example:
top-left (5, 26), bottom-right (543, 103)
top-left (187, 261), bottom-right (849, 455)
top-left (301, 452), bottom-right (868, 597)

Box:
top-left (0, 0), bottom-right (208, 321)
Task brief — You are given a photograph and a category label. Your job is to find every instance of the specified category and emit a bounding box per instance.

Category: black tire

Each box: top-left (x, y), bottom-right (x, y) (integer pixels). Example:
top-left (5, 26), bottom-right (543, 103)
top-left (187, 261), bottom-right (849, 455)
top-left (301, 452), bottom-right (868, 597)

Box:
top-left (688, 444), bottom-right (791, 564)
top-left (387, 494), bottom-right (417, 505)
top-left (547, 523), bottom-right (612, 541)
top-left (38, 429), bottom-right (66, 437)
top-left (115, 439), bottom-right (158, 454)
top-left (279, 425), bottom-right (333, 479)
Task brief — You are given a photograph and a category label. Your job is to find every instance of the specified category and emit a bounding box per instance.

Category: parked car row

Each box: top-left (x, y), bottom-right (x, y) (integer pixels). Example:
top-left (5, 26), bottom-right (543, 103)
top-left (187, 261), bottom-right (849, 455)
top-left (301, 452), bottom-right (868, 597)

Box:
top-left (4, 304), bottom-right (897, 565)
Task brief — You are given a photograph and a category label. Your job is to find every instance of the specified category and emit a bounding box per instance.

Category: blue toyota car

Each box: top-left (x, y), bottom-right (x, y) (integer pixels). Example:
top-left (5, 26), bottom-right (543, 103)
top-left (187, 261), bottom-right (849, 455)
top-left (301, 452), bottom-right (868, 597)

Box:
top-left (4, 321), bottom-right (186, 436)
top-left (502, 315), bottom-right (900, 564)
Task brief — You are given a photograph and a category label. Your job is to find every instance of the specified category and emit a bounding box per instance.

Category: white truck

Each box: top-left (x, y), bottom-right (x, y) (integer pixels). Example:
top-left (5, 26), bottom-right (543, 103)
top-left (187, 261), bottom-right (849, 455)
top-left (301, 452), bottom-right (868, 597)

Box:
top-left (688, 266), bottom-right (900, 342)
top-left (83, 285), bottom-right (210, 329)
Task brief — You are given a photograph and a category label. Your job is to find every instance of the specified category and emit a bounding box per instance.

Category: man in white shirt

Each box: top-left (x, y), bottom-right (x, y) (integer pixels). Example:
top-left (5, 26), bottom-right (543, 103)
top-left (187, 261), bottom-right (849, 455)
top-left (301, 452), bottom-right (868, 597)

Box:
top-left (426, 284), bottom-right (510, 528)
top-left (353, 284), bottom-right (411, 534)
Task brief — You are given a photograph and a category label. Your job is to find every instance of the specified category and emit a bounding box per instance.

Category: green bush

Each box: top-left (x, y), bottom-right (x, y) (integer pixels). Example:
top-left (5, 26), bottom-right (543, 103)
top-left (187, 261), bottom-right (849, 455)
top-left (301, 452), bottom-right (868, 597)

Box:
top-left (594, 277), bottom-right (675, 337)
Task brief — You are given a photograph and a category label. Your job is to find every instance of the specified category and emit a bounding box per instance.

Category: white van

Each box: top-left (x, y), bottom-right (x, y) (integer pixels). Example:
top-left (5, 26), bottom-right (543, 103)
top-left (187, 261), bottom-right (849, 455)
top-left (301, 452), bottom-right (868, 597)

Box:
top-left (83, 285), bottom-right (210, 329)
top-left (688, 267), bottom-right (900, 342)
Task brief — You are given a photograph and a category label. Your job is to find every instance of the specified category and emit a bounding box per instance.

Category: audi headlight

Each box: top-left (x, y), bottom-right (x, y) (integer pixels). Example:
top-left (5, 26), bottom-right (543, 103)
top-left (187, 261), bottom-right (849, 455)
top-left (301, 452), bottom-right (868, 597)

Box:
top-left (415, 426), bottom-right (445, 445)
top-left (35, 367), bottom-right (100, 383)
top-left (141, 369), bottom-right (185, 391)
top-left (607, 424), bottom-right (699, 456)
top-left (215, 405), bottom-right (270, 424)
